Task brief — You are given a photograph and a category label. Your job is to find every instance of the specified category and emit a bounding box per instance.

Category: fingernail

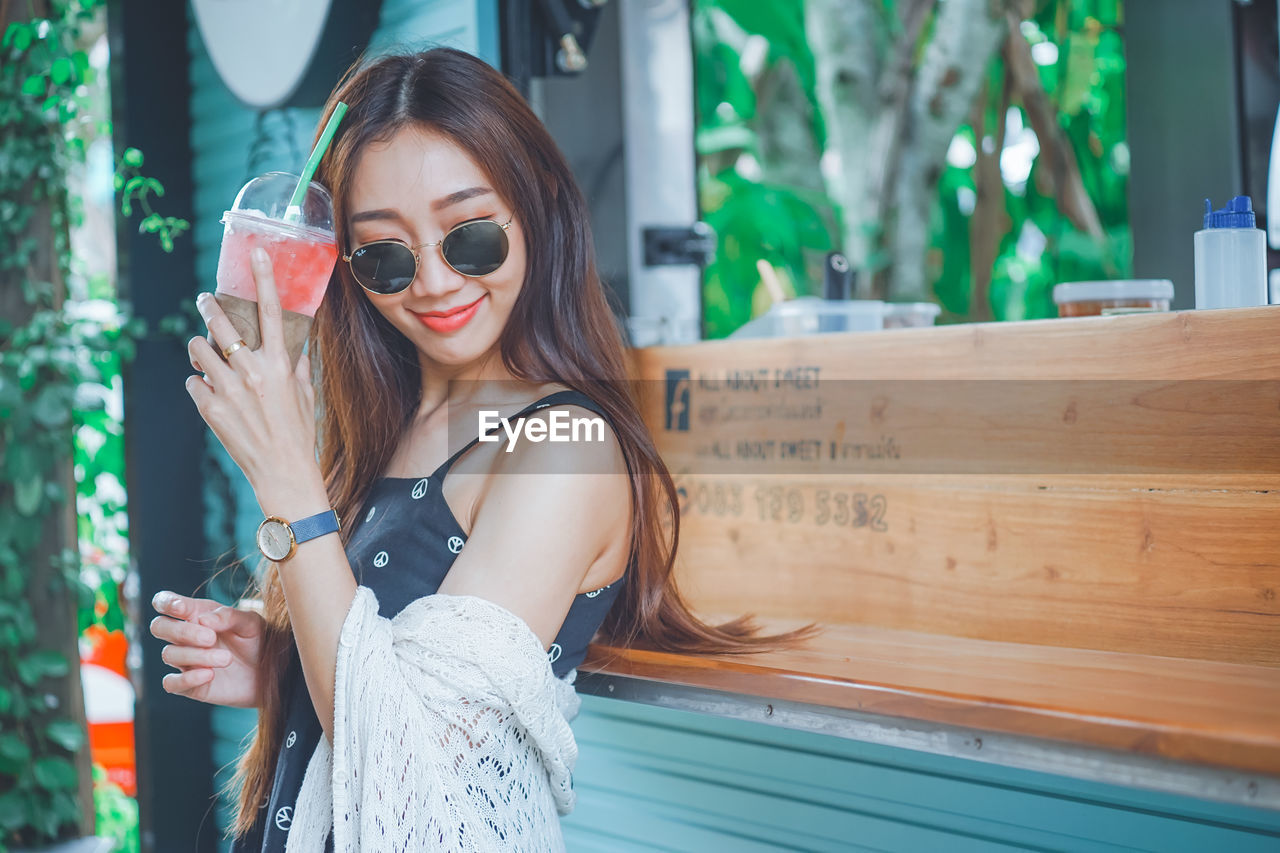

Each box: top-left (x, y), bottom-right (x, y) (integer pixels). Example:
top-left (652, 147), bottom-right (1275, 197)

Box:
top-left (152, 591), bottom-right (174, 610)
top-left (253, 247), bottom-right (269, 265)
top-left (212, 649), bottom-right (232, 666)
top-left (196, 291), bottom-right (211, 304)
top-left (198, 629), bottom-right (217, 646)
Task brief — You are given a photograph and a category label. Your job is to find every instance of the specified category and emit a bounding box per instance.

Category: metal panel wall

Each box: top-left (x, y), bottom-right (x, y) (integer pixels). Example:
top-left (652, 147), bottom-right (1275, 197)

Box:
top-left (618, 0), bottom-right (703, 344)
top-left (562, 695), bottom-right (1280, 851)
top-left (1126, 0), bottom-right (1241, 309)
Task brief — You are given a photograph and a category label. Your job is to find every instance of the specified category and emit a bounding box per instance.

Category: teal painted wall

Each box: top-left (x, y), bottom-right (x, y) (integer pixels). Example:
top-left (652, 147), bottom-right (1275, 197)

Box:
top-left (187, 1), bottom-right (497, 847)
top-left (186, 3), bottom-right (1280, 850)
top-left (564, 695), bottom-right (1280, 852)
top-left (190, 0), bottom-right (500, 581)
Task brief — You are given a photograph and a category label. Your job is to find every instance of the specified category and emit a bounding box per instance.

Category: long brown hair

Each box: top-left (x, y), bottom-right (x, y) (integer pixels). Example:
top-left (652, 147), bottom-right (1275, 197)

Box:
top-left (229, 47), bottom-right (821, 837)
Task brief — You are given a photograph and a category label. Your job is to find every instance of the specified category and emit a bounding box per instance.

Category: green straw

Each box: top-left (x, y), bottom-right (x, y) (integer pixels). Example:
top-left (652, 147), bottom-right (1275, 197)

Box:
top-left (284, 101), bottom-right (348, 223)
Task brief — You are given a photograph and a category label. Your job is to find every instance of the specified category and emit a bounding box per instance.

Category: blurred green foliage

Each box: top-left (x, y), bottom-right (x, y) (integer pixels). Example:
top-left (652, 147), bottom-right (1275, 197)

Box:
top-left (1, 3), bottom-right (114, 846)
top-left (693, 0), bottom-right (837, 339)
top-left (693, 0), bottom-right (1132, 337)
top-left (2, 2), bottom-right (178, 848)
top-left (91, 766), bottom-right (138, 853)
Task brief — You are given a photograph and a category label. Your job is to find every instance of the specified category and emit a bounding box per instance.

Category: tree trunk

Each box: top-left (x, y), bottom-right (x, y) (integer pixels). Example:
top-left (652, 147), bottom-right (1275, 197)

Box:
top-left (810, 0), bottom-right (1012, 302)
top-left (806, 0), bottom-right (883, 296)
top-left (1004, 8), bottom-right (1104, 240)
top-left (890, 0), bottom-right (1012, 301)
top-left (969, 72), bottom-right (1012, 321)
top-left (0, 0), bottom-right (96, 838)
top-left (755, 58), bottom-right (826, 195)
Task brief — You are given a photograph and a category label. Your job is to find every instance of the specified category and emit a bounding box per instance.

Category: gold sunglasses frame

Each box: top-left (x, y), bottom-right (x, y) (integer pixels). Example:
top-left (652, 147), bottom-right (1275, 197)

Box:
top-left (342, 216), bottom-right (514, 292)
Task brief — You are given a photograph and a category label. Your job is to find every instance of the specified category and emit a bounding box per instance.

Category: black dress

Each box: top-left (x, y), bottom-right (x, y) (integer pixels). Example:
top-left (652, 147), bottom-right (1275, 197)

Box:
top-left (233, 390), bottom-right (627, 851)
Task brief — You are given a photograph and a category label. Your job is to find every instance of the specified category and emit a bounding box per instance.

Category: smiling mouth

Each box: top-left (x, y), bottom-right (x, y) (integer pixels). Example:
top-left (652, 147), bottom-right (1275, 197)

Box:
top-left (412, 294), bottom-right (486, 332)
top-left (418, 295), bottom-right (485, 318)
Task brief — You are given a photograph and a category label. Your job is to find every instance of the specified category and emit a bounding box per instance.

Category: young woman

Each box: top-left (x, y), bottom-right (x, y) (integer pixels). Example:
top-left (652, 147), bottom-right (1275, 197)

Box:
top-left (150, 48), bottom-right (819, 851)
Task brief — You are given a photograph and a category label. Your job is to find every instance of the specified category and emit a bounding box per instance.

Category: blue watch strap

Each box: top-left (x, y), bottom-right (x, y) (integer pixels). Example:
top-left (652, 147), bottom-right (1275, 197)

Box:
top-left (290, 509), bottom-right (340, 545)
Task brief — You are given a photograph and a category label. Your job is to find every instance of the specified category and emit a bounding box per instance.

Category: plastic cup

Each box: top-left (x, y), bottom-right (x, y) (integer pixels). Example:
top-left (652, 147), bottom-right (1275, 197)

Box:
top-left (212, 172), bottom-right (337, 366)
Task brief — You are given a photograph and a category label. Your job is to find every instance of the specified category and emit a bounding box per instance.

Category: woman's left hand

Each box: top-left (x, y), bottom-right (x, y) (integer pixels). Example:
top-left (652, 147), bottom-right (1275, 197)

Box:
top-left (186, 247), bottom-right (320, 506)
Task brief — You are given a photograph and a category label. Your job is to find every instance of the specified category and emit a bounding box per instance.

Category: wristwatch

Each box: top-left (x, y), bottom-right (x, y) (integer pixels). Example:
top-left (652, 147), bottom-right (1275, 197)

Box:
top-left (256, 509), bottom-right (341, 562)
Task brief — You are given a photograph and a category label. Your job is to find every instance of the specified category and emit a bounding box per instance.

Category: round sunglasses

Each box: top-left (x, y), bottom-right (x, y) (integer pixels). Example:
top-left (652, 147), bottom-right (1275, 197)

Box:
top-left (342, 216), bottom-right (513, 294)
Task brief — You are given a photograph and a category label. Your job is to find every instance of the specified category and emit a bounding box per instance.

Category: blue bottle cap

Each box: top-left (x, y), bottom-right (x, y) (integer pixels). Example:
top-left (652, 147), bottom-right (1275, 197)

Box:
top-left (1202, 195), bottom-right (1257, 229)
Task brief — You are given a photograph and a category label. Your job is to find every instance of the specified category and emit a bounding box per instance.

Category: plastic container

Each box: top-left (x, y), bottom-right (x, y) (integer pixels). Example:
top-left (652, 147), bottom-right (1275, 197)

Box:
top-left (883, 302), bottom-right (942, 328)
top-left (1193, 196), bottom-right (1267, 309)
top-left (729, 297), bottom-right (885, 339)
top-left (213, 172), bottom-right (337, 366)
top-left (1052, 280), bottom-right (1174, 317)
top-left (216, 172), bottom-right (336, 316)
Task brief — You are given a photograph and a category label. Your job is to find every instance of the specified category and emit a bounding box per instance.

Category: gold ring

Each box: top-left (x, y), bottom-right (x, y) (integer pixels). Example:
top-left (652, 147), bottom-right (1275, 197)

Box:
top-left (221, 340), bottom-right (248, 358)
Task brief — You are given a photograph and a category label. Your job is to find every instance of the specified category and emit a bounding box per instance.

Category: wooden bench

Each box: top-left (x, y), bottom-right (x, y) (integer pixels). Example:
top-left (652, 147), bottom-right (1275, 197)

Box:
top-left (579, 306), bottom-right (1280, 809)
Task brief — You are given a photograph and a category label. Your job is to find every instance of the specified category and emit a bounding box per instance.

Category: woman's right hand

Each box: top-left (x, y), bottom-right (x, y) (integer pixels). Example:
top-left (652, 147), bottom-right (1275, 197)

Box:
top-left (150, 590), bottom-right (264, 709)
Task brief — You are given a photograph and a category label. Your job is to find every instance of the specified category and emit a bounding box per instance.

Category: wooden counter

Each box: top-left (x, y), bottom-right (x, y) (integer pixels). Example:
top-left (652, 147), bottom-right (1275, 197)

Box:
top-left (580, 306), bottom-right (1280, 809)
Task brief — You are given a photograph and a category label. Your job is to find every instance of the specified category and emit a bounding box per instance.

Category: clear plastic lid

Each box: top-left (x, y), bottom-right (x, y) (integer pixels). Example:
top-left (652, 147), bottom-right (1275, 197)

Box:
top-left (1052, 279), bottom-right (1174, 304)
top-left (882, 302), bottom-right (942, 327)
top-left (730, 298), bottom-right (886, 339)
top-left (224, 171), bottom-right (335, 237)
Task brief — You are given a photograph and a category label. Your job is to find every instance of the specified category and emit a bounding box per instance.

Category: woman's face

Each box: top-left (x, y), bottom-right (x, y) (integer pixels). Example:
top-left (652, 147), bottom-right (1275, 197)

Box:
top-left (345, 127), bottom-right (526, 370)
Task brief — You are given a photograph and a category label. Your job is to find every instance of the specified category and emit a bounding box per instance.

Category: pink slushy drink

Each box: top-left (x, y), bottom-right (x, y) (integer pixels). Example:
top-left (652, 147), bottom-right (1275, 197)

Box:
top-left (212, 172), bottom-right (337, 366)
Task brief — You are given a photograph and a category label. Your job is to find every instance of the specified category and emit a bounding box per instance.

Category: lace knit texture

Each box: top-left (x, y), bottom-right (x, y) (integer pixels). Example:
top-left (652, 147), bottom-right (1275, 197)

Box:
top-left (285, 586), bottom-right (582, 852)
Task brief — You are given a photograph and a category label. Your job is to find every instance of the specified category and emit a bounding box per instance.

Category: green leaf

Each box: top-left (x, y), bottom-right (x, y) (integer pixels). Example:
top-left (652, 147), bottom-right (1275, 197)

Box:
top-left (14, 606), bottom-right (36, 646)
top-left (0, 734), bottom-right (31, 774)
top-left (17, 649), bottom-right (69, 685)
top-left (10, 24), bottom-right (33, 53)
top-left (33, 756), bottom-right (79, 791)
top-left (14, 475), bottom-right (43, 517)
top-left (32, 383), bottom-right (71, 428)
top-left (50, 57), bottom-right (73, 85)
top-left (0, 791), bottom-right (26, 831)
top-left (45, 719), bottom-right (85, 753)
top-left (49, 789), bottom-right (80, 826)
top-left (21, 73), bottom-right (45, 96)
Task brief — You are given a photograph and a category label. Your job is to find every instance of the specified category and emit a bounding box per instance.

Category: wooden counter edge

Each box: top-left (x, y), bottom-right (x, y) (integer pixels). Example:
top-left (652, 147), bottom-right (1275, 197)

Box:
top-left (579, 644), bottom-right (1280, 780)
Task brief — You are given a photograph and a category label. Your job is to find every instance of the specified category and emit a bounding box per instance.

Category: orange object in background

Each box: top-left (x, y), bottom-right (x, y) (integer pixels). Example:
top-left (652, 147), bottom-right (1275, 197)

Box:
top-left (80, 626), bottom-right (136, 795)
top-left (1052, 280), bottom-right (1175, 317)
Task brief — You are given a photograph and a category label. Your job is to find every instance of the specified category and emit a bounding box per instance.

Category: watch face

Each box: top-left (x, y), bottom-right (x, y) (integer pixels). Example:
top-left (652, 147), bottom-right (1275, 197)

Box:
top-left (257, 519), bottom-right (294, 562)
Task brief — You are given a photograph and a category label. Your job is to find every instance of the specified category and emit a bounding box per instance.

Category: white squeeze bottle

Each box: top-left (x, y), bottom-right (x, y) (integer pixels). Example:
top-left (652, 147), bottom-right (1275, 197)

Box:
top-left (1193, 195), bottom-right (1268, 309)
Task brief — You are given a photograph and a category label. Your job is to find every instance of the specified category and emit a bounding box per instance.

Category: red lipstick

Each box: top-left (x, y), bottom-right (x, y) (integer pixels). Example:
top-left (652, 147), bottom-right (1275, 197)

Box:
top-left (414, 295), bottom-right (485, 333)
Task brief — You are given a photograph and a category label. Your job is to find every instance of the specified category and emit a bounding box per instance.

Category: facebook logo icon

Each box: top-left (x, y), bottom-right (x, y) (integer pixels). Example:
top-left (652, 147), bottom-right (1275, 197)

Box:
top-left (665, 370), bottom-right (690, 431)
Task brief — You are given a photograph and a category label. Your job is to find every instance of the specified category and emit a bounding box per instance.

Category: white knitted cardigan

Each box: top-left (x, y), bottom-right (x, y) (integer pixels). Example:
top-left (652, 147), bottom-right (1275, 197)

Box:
top-left (284, 586), bottom-right (582, 852)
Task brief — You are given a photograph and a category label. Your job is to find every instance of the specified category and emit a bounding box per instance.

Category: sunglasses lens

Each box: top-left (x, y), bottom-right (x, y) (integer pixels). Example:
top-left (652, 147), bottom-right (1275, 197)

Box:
top-left (442, 221), bottom-right (509, 276)
top-left (349, 243), bottom-right (418, 294)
